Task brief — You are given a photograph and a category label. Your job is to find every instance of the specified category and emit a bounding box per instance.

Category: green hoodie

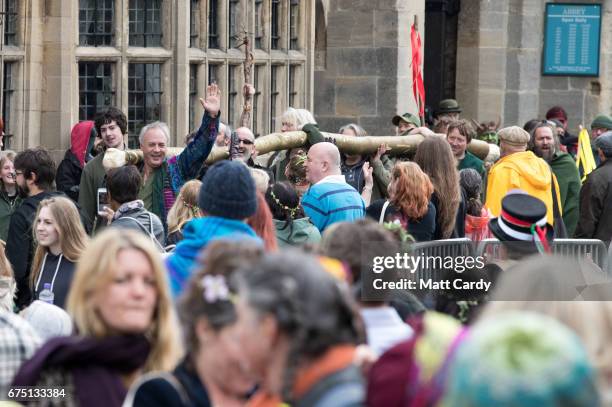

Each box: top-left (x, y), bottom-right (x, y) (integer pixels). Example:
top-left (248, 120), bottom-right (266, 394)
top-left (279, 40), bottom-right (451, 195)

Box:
top-left (274, 217), bottom-right (321, 247)
top-left (550, 151), bottom-right (581, 236)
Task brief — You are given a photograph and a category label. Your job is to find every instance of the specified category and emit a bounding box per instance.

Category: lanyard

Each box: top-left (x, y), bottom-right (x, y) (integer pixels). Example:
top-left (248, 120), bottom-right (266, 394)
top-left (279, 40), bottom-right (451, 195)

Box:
top-left (35, 252), bottom-right (64, 294)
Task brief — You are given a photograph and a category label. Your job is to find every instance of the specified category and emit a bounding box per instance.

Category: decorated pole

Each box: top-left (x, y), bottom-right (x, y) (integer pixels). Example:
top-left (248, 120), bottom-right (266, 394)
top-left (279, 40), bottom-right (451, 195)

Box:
top-left (238, 30), bottom-right (254, 128)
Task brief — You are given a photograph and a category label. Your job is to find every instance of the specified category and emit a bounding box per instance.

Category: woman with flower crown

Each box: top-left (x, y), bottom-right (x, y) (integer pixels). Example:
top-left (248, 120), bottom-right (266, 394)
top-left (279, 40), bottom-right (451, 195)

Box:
top-left (265, 182), bottom-right (320, 247)
top-left (125, 240), bottom-right (264, 407)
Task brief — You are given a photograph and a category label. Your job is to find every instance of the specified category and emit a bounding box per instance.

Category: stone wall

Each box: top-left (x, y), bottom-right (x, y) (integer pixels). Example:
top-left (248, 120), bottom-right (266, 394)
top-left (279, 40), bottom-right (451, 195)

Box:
top-left (456, 0), bottom-right (609, 133)
top-left (314, 0), bottom-right (425, 137)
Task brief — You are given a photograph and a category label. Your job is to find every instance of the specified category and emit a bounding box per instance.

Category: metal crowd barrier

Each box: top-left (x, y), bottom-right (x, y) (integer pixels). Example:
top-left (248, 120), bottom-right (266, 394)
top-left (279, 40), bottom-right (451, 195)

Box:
top-left (409, 238), bottom-right (475, 281)
top-left (552, 239), bottom-right (609, 273)
top-left (475, 238), bottom-right (610, 274)
top-left (475, 238), bottom-right (504, 263)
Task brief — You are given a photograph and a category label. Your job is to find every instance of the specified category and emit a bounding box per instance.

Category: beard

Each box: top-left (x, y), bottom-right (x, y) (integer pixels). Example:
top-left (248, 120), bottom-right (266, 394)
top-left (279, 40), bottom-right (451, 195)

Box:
top-left (17, 182), bottom-right (29, 198)
top-left (535, 146), bottom-right (554, 163)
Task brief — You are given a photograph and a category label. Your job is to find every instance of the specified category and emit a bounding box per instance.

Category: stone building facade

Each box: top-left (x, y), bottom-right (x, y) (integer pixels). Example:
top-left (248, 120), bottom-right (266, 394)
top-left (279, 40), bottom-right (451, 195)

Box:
top-left (2, 0), bottom-right (611, 154)
top-left (455, 0), bottom-right (610, 132)
top-left (312, 0), bottom-right (424, 137)
top-left (0, 0), bottom-right (314, 155)
top-left (314, 0), bottom-right (612, 136)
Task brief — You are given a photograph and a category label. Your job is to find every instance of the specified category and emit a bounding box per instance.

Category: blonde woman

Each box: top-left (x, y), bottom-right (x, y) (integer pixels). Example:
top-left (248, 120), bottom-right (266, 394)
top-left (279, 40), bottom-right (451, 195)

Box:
top-left (166, 180), bottom-right (202, 248)
top-left (29, 197), bottom-right (88, 309)
top-left (13, 229), bottom-right (183, 406)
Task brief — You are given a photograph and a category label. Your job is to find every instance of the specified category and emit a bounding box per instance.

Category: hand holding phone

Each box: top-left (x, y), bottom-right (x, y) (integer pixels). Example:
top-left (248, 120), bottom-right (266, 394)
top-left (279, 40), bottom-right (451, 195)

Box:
top-left (97, 188), bottom-right (109, 216)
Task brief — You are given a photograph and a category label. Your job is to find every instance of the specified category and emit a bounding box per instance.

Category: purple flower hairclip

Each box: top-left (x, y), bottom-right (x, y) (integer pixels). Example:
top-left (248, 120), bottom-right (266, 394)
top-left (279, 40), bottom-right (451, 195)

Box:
top-left (201, 275), bottom-right (230, 303)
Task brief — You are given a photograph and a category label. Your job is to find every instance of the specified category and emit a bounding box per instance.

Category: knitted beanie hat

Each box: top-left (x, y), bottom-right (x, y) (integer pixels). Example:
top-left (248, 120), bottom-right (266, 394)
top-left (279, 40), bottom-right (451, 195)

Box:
top-left (443, 311), bottom-right (599, 407)
top-left (199, 160), bottom-right (257, 220)
top-left (590, 114), bottom-right (612, 130)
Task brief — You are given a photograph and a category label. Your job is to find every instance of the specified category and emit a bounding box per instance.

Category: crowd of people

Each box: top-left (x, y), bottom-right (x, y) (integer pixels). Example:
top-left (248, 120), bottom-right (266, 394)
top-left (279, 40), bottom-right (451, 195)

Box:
top-left (0, 84), bottom-right (611, 406)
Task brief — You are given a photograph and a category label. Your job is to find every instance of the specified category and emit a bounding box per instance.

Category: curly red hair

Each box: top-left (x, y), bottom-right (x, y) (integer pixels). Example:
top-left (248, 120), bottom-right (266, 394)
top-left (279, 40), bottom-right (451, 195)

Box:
top-left (390, 162), bottom-right (433, 221)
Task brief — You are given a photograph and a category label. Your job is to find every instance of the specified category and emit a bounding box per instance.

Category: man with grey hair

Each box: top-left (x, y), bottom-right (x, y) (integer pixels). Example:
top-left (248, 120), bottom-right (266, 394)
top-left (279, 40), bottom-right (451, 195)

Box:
top-left (216, 122), bottom-right (231, 147)
top-left (138, 83), bottom-right (221, 230)
top-left (302, 142), bottom-right (365, 232)
top-left (575, 131), bottom-right (612, 243)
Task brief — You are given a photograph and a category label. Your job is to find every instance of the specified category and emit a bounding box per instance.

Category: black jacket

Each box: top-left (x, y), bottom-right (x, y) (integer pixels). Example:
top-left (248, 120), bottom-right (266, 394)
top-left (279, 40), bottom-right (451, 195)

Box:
top-left (6, 191), bottom-right (89, 309)
top-left (129, 359), bottom-right (212, 407)
top-left (366, 199), bottom-right (437, 242)
top-left (56, 149), bottom-right (83, 203)
top-left (6, 191), bottom-right (65, 309)
top-left (575, 159), bottom-right (612, 244)
top-left (32, 253), bottom-right (76, 309)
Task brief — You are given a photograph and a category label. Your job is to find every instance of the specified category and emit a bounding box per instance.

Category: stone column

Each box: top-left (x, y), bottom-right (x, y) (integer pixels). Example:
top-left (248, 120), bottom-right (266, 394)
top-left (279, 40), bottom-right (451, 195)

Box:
top-left (20, 0), bottom-right (44, 151)
top-left (40, 0), bottom-right (78, 159)
top-left (504, 0), bottom-right (542, 126)
top-left (456, 0), bottom-right (509, 124)
top-left (174, 0), bottom-right (190, 145)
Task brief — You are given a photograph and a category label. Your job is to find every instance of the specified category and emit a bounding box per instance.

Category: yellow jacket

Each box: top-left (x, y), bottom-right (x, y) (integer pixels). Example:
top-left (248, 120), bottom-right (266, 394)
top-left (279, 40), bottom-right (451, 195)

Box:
top-left (485, 151), bottom-right (561, 224)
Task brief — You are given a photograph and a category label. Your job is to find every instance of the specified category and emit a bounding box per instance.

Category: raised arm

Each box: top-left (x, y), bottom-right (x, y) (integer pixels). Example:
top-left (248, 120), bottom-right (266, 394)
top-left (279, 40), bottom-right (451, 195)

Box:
top-left (175, 83), bottom-right (222, 181)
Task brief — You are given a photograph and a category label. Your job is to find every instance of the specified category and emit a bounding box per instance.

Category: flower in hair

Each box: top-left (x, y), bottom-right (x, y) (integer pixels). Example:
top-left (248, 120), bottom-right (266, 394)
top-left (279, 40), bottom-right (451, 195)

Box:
top-left (271, 190), bottom-right (300, 219)
top-left (201, 274), bottom-right (230, 303)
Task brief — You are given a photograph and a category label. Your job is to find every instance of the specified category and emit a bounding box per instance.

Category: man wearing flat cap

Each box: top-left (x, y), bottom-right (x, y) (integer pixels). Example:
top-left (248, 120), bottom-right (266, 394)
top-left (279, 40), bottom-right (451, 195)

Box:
top-left (485, 126), bottom-right (561, 225)
top-left (575, 131), bottom-right (612, 244)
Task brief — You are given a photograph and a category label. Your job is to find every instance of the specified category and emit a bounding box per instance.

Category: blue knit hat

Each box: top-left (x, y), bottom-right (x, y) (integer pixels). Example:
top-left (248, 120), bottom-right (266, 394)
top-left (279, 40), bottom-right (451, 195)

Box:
top-left (199, 160), bottom-right (257, 219)
top-left (443, 311), bottom-right (599, 407)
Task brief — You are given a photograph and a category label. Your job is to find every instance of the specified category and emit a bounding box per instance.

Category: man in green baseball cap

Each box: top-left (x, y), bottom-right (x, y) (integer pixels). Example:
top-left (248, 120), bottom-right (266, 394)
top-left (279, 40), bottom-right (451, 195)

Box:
top-left (435, 99), bottom-right (462, 121)
top-left (391, 112), bottom-right (421, 136)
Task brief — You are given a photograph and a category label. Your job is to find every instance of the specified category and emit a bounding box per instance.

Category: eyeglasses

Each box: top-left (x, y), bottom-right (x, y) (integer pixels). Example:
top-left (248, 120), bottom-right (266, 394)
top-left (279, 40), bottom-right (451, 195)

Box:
top-left (14, 170), bottom-right (23, 177)
top-left (238, 138), bottom-right (254, 145)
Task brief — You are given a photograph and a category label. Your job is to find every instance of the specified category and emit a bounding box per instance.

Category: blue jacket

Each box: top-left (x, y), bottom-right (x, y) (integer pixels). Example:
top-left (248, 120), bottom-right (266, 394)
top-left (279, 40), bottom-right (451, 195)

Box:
top-left (302, 177), bottom-right (366, 232)
top-left (165, 217), bottom-right (262, 296)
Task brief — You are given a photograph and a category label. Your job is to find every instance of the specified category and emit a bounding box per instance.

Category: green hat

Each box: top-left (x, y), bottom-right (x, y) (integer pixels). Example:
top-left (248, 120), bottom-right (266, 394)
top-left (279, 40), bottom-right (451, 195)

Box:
top-left (392, 112), bottom-right (421, 128)
top-left (436, 99), bottom-right (462, 115)
top-left (590, 114), bottom-right (612, 130)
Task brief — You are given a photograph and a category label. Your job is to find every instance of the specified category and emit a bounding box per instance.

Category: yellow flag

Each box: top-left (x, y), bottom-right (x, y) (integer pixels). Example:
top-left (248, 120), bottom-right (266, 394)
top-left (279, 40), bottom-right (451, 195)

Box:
top-left (576, 127), bottom-right (597, 183)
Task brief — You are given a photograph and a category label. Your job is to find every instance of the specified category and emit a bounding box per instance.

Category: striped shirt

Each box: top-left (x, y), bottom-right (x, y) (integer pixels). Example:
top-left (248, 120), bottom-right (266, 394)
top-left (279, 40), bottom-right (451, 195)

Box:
top-left (302, 175), bottom-right (366, 232)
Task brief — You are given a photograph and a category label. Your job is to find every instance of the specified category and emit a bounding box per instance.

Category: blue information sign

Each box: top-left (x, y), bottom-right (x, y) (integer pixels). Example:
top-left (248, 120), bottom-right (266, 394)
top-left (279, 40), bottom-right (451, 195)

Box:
top-left (543, 3), bottom-right (601, 76)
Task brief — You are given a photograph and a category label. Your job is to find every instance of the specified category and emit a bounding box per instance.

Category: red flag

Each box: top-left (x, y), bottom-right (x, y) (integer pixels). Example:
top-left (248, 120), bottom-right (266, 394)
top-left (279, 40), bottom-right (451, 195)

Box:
top-left (410, 23), bottom-right (426, 117)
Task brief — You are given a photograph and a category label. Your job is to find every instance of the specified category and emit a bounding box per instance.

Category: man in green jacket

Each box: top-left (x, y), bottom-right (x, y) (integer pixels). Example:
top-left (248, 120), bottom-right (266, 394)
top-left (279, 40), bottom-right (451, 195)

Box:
top-left (446, 119), bottom-right (485, 177)
top-left (78, 107), bottom-right (128, 233)
top-left (530, 122), bottom-right (581, 235)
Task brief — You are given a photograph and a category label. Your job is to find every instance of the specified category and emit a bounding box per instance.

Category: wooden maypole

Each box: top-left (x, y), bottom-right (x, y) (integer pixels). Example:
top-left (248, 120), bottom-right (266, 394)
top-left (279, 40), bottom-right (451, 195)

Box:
top-left (238, 30), bottom-right (254, 128)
